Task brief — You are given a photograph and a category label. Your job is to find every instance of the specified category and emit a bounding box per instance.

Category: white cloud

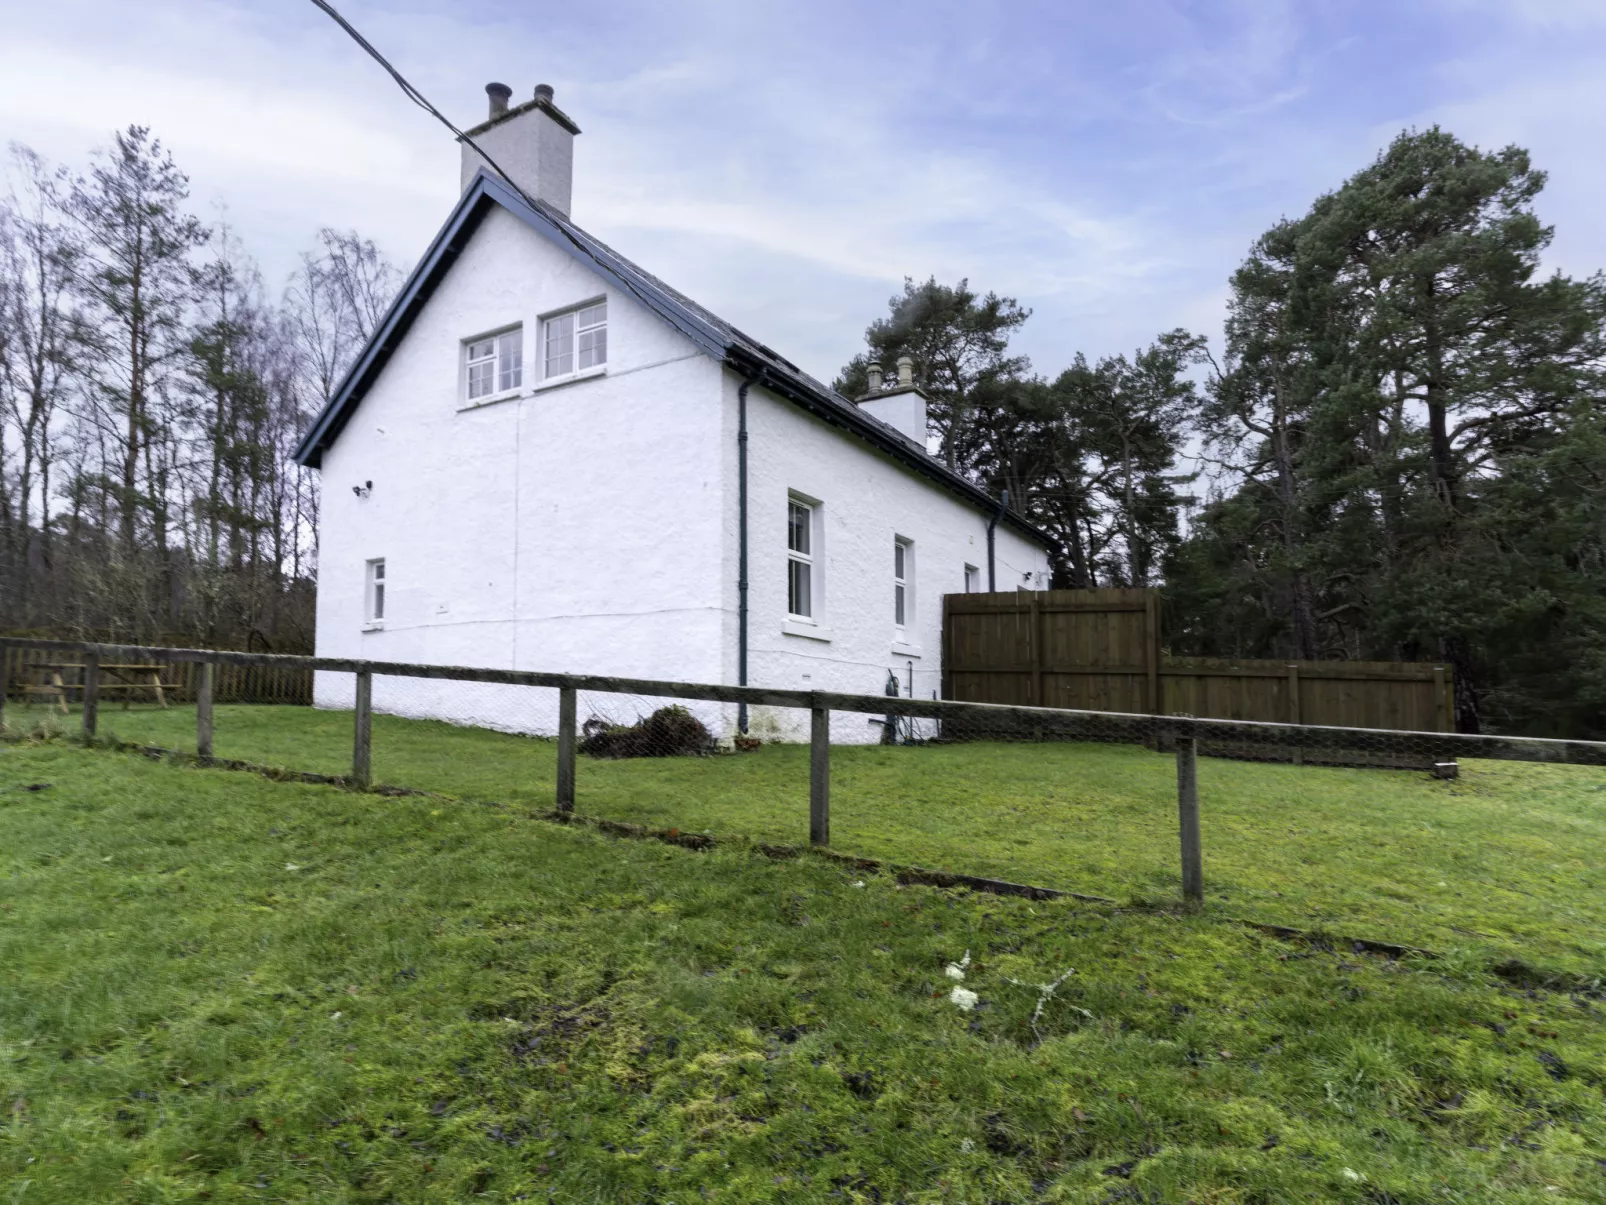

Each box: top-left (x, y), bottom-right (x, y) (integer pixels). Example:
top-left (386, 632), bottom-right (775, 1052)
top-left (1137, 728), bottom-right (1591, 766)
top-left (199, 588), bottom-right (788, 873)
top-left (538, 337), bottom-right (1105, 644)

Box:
top-left (1, 0), bottom-right (1602, 387)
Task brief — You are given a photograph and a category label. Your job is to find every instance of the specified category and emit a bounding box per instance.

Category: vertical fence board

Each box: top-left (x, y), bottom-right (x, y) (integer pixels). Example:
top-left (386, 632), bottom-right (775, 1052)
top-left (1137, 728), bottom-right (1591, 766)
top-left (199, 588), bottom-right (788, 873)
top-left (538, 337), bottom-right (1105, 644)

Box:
top-left (944, 590), bottom-right (1455, 767)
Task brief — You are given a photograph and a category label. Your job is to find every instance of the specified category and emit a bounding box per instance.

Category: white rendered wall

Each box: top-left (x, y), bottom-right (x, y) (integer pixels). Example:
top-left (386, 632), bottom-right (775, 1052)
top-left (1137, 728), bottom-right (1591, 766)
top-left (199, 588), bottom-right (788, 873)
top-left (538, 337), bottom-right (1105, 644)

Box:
top-left (728, 372), bottom-right (1049, 743)
top-left (313, 204), bottom-right (727, 735)
top-left (312, 201), bottom-right (1051, 743)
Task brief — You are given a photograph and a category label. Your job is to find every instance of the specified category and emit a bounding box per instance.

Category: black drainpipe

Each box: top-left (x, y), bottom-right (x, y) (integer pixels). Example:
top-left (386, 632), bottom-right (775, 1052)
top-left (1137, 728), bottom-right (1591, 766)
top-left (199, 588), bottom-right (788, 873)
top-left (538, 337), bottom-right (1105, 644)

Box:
top-left (986, 488), bottom-right (1010, 592)
top-left (737, 376), bottom-right (752, 733)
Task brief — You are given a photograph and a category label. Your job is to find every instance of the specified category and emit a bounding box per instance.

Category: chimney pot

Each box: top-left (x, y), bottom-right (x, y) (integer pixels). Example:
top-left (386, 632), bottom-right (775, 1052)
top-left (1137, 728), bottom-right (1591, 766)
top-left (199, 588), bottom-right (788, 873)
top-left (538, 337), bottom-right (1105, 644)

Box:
top-left (485, 82), bottom-right (512, 119)
top-left (462, 78), bottom-right (578, 215)
top-left (896, 355), bottom-right (914, 387)
top-left (867, 362), bottom-right (883, 392)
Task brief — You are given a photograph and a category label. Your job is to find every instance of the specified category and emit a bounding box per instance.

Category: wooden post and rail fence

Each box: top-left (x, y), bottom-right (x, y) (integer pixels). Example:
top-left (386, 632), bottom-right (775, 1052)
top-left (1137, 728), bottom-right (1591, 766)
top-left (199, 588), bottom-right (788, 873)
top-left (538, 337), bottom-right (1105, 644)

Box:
top-left (5, 636), bottom-right (1605, 910)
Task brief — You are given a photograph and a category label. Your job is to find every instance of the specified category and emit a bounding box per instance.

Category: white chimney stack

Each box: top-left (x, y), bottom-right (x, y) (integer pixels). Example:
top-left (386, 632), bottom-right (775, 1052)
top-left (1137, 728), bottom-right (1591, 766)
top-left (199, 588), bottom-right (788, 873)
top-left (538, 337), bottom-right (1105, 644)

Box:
top-left (460, 81), bottom-right (581, 216)
top-left (855, 357), bottom-right (928, 448)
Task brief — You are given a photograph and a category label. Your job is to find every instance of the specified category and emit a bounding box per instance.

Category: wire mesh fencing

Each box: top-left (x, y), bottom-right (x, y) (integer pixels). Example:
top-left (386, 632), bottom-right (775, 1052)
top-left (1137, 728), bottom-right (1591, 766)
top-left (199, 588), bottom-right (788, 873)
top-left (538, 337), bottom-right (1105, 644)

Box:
top-left (4, 636), bottom-right (1606, 964)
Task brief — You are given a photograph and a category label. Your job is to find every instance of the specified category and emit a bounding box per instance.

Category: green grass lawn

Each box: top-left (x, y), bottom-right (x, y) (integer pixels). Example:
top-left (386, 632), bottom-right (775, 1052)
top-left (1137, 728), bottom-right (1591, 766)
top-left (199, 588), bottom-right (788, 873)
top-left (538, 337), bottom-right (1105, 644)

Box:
top-left (3, 741), bottom-right (1606, 1203)
top-left (9, 699), bottom-right (1606, 977)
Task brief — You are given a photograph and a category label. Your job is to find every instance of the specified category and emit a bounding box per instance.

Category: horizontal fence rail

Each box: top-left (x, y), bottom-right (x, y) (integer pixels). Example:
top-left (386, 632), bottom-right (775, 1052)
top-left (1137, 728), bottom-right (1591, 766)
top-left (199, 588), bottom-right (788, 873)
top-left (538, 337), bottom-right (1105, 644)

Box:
top-left (3, 636), bottom-right (1601, 767)
top-left (6, 635), bottom-right (1606, 913)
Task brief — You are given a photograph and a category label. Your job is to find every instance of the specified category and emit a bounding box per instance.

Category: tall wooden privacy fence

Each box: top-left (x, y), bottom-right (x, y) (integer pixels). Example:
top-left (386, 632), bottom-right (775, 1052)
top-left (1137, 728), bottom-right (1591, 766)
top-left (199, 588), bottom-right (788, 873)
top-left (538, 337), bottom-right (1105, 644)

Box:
top-left (3, 636), bottom-right (1604, 910)
top-left (0, 642), bottom-right (311, 707)
top-left (943, 590), bottom-right (1455, 768)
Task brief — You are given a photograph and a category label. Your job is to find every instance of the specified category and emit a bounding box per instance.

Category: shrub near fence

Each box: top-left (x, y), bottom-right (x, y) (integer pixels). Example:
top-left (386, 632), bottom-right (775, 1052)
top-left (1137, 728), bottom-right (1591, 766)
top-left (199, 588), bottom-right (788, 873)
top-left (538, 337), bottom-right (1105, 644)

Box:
top-left (4, 636), bottom-right (1604, 915)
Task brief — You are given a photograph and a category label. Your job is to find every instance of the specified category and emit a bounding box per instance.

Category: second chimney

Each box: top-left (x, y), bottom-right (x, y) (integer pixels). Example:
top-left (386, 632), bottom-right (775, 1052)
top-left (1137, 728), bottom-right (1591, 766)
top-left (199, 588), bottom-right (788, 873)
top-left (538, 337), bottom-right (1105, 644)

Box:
top-left (460, 81), bottom-right (582, 216)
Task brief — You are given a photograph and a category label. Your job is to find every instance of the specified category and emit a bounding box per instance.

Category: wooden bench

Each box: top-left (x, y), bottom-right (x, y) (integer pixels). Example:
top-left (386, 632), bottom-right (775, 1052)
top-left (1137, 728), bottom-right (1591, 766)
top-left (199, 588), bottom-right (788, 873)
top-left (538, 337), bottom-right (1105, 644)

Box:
top-left (21, 663), bottom-right (175, 713)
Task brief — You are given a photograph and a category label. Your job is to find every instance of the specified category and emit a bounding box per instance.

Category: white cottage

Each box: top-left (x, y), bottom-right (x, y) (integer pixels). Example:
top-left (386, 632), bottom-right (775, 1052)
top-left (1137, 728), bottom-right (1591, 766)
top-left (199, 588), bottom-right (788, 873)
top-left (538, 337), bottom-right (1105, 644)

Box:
top-left (293, 82), bottom-right (1051, 741)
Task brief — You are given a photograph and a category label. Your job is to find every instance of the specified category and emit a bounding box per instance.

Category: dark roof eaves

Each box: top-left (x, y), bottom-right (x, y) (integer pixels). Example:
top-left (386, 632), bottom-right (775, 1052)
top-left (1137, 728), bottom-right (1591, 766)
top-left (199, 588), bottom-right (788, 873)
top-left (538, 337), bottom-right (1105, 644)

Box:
top-left (293, 172), bottom-right (1052, 549)
top-left (292, 180), bottom-right (492, 467)
top-left (724, 346), bottom-right (1050, 547)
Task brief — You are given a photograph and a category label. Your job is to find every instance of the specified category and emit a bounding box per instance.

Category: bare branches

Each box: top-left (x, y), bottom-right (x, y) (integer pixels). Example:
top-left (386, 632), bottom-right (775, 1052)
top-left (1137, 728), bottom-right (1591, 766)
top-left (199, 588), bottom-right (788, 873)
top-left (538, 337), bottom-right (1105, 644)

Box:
top-left (0, 133), bottom-right (398, 647)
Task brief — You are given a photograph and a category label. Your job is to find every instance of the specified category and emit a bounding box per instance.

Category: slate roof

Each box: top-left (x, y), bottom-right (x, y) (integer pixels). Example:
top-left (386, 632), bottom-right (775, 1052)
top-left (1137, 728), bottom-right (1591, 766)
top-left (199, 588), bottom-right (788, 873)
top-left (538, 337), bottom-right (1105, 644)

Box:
top-left (292, 169), bottom-right (1050, 547)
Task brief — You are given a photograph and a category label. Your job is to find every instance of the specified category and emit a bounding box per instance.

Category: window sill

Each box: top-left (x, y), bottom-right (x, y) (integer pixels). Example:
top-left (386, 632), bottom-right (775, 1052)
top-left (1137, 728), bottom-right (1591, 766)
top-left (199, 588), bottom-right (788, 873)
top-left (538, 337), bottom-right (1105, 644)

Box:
top-left (892, 640), bottom-right (922, 658)
top-left (455, 366), bottom-right (607, 413)
top-left (782, 619), bottom-right (832, 643)
top-left (533, 365), bottom-right (607, 393)
top-left (457, 388), bottom-right (522, 413)
top-left (361, 622), bottom-right (385, 633)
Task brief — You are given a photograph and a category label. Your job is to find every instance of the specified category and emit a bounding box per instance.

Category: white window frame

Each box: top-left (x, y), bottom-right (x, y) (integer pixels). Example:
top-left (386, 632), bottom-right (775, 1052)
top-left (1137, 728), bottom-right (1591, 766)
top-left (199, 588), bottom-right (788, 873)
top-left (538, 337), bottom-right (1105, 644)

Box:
top-left (542, 297), bottom-right (608, 382)
top-left (463, 326), bottom-right (523, 402)
top-left (787, 497), bottom-right (816, 621)
top-left (364, 558), bottom-right (386, 628)
top-left (964, 563), bottom-right (980, 594)
top-left (894, 537), bottom-right (913, 634)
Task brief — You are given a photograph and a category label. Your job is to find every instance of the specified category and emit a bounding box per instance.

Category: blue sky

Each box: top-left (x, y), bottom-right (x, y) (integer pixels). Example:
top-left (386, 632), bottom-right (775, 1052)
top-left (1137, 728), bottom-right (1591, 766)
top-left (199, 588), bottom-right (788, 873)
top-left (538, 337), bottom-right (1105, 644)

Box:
top-left (2, 0), bottom-right (1604, 384)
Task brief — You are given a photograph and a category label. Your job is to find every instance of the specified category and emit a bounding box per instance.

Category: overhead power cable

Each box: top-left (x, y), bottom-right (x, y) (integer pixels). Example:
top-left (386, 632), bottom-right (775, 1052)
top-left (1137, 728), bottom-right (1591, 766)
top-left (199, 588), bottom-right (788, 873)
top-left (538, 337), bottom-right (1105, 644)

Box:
top-left (305, 0), bottom-right (532, 208)
top-left (302, 0), bottom-right (718, 351)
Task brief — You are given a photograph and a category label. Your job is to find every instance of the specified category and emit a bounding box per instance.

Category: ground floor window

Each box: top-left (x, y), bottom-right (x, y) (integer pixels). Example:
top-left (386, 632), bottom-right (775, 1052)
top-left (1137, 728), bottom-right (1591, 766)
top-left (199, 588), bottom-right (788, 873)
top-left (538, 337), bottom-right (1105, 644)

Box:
top-left (788, 498), bottom-right (815, 619)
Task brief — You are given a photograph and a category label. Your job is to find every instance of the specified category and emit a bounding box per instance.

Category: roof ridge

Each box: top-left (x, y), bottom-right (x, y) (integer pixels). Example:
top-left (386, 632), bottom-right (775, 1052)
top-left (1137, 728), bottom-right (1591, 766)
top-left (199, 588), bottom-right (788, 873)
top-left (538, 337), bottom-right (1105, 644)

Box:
top-left (293, 171), bottom-right (1050, 549)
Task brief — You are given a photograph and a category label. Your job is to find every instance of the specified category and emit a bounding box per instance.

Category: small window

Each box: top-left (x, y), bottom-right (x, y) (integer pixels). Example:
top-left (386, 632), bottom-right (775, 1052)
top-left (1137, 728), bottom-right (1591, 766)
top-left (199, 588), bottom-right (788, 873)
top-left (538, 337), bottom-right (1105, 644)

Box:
top-left (366, 558), bottom-right (386, 623)
top-left (964, 564), bottom-right (980, 593)
top-left (894, 538), bottom-right (912, 630)
top-left (788, 499), bottom-right (813, 619)
top-left (465, 328), bottom-right (522, 400)
top-left (544, 299), bottom-right (607, 379)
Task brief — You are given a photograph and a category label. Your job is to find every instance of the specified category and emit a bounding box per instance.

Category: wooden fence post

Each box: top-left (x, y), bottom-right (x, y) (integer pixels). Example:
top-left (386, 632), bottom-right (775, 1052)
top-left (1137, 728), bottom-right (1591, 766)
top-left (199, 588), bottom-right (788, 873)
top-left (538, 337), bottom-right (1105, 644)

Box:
top-left (1177, 734), bottom-right (1203, 906)
top-left (0, 639), bottom-right (8, 732)
top-left (810, 701), bottom-right (830, 847)
top-left (352, 668), bottom-right (372, 788)
top-left (1286, 663), bottom-right (1303, 766)
top-left (556, 686), bottom-right (577, 813)
top-left (196, 662), bottom-right (215, 760)
top-left (81, 651), bottom-right (101, 740)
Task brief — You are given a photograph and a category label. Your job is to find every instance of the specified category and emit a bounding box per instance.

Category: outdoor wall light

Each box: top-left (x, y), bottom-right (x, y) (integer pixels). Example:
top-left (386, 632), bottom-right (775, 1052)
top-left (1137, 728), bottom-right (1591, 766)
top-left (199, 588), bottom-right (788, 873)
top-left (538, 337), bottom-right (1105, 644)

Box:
top-left (353, 481), bottom-right (372, 498)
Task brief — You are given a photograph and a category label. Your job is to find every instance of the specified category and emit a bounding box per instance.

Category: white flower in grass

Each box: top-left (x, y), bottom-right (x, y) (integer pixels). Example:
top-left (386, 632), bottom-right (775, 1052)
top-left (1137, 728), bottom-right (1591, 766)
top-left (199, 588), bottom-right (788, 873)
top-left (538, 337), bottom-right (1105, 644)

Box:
top-left (1341, 1168), bottom-right (1362, 1182)
top-left (950, 987), bottom-right (979, 1011)
top-left (284, 863), bottom-right (301, 871)
top-left (945, 950), bottom-right (972, 981)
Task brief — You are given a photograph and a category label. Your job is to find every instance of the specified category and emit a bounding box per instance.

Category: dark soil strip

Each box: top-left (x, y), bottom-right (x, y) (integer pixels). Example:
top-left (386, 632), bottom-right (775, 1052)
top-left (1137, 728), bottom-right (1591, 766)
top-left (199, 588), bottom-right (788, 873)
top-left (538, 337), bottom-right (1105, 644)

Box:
top-left (35, 735), bottom-right (1602, 990)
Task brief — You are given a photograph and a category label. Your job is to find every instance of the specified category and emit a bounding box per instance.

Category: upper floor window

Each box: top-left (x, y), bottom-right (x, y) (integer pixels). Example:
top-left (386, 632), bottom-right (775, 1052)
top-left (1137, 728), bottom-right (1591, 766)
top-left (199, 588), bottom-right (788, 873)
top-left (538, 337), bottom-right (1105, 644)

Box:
top-left (788, 499), bottom-right (814, 619)
top-left (964, 563), bottom-right (980, 593)
top-left (365, 558), bottom-right (386, 624)
top-left (544, 299), bottom-right (607, 379)
top-left (465, 327), bottom-right (522, 401)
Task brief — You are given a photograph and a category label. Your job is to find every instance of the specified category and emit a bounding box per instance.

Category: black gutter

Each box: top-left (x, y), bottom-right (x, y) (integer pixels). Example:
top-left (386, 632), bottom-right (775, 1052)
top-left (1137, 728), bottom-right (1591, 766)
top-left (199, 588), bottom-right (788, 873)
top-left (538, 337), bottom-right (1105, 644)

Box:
top-left (737, 376), bottom-right (751, 733)
top-left (987, 488), bottom-right (1010, 591)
